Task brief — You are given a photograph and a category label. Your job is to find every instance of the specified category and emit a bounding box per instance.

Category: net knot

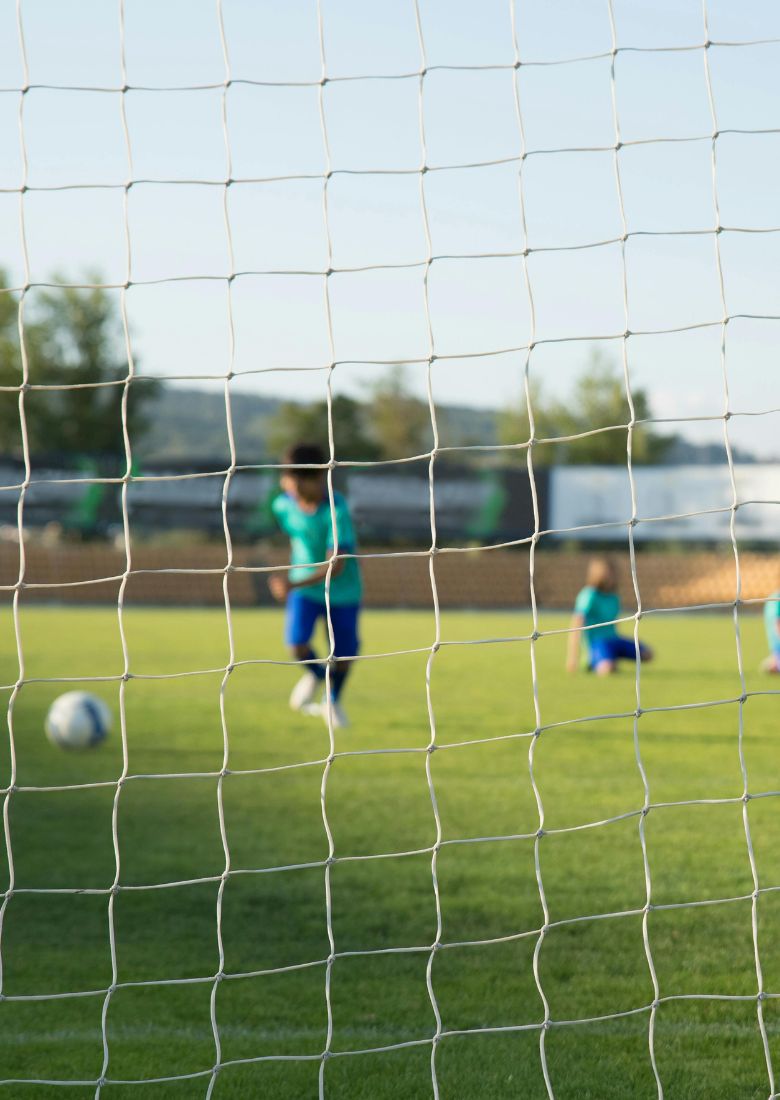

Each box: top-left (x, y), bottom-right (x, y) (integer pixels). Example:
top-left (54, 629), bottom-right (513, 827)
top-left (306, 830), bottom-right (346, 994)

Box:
top-left (536, 828), bottom-right (545, 839)
top-left (742, 792), bottom-right (751, 804)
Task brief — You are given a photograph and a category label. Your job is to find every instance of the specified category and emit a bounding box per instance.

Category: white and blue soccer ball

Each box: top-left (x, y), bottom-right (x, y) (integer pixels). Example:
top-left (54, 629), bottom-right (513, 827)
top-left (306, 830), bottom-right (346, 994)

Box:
top-left (45, 692), bottom-right (112, 750)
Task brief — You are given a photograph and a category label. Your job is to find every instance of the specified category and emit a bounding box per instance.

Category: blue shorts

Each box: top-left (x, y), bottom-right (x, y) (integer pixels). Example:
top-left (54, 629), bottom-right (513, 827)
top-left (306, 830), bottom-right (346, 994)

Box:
top-left (588, 634), bottom-right (648, 669)
top-left (285, 592), bottom-right (360, 659)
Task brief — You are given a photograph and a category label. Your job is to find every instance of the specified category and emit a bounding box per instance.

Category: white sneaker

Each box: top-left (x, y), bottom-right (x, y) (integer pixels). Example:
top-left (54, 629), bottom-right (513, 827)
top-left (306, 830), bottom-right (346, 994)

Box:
top-left (289, 671), bottom-right (320, 711)
top-left (301, 699), bottom-right (350, 729)
top-left (322, 698), bottom-right (350, 730)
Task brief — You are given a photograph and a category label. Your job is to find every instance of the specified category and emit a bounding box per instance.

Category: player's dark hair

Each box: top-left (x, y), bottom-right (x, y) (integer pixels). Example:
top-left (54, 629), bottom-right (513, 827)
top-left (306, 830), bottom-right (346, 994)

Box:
top-left (282, 443), bottom-right (326, 480)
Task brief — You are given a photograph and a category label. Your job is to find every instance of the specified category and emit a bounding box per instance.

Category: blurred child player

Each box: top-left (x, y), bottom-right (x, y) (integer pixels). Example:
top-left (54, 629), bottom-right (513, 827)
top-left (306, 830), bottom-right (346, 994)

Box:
top-left (567, 557), bottom-right (653, 676)
top-left (761, 589), bottom-right (780, 673)
top-left (268, 443), bottom-right (362, 728)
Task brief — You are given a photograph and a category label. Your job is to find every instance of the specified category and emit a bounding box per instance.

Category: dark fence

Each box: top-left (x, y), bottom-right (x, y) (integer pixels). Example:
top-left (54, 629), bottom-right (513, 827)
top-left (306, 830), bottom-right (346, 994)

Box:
top-left (0, 457), bottom-right (548, 548)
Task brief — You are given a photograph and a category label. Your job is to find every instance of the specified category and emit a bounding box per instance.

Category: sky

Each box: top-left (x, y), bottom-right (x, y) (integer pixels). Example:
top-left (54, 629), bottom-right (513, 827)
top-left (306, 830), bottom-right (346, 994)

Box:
top-left (0, 0), bottom-right (779, 458)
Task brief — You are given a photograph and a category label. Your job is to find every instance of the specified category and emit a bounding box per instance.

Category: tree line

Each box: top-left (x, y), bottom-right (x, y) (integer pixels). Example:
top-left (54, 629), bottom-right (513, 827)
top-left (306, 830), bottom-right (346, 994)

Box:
top-left (0, 270), bottom-right (671, 466)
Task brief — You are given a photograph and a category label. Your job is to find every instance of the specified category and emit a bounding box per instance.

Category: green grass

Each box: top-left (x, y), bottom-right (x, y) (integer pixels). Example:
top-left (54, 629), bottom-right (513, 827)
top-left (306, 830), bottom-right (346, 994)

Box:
top-left (0, 604), bottom-right (779, 1098)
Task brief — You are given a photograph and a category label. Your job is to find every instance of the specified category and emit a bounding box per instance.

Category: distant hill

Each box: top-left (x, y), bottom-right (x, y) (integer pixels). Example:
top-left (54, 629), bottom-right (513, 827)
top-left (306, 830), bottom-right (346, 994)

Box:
top-left (136, 387), bottom-right (285, 464)
top-left (135, 386), bottom-right (501, 464)
top-left (135, 385), bottom-right (760, 466)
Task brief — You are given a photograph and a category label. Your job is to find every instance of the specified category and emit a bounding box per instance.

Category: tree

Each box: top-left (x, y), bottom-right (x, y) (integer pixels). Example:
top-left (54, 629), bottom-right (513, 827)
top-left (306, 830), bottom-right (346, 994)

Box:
top-left (266, 393), bottom-right (380, 462)
top-left (498, 351), bottom-right (672, 465)
top-left (365, 365), bottom-right (432, 460)
top-left (497, 378), bottom-right (560, 463)
top-left (0, 271), bottom-right (158, 459)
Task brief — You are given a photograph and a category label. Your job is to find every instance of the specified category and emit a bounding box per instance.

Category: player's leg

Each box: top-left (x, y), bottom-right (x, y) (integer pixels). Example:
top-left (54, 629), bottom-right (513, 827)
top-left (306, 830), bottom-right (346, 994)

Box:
top-left (318, 603), bottom-right (360, 729)
top-left (760, 646), bottom-right (780, 673)
top-left (612, 635), bottom-right (653, 665)
top-left (588, 637), bottom-right (617, 676)
top-left (285, 593), bottom-right (326, 711)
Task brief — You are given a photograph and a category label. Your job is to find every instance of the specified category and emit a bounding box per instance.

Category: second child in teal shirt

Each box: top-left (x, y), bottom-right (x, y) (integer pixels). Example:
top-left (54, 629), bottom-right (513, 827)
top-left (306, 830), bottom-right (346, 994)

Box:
top-left (567, 557), bottom-right (654, 675)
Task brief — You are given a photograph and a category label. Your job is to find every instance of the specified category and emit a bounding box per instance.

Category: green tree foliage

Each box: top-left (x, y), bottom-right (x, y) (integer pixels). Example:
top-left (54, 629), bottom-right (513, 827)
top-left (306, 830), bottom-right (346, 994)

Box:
top-left (498, 352), bottom-right (672, 464)
top-left (0, 271), bottom-right (158, 458)
top-left (267, 366), bottom-right (433, 463)
top-left (266, 393), bottom-right (380, 461)
top-left (365, 365), bottom-right (432, 459)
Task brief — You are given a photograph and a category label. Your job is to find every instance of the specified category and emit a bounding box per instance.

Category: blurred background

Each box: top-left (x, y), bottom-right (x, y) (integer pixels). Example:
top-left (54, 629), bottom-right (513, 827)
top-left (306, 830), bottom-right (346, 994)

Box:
top-left (0, 0), bottom-right (778, 611)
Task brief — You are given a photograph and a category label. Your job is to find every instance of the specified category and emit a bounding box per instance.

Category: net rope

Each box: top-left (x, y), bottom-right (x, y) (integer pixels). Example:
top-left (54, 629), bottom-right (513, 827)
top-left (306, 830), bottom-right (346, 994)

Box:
top-left (0, 0), bottom-right (779, 1095)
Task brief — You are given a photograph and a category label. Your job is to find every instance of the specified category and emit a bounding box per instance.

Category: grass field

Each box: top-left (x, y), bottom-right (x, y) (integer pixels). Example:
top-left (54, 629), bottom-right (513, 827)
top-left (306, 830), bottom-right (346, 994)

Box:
top-left (0, 604), bottom-right (779, 1098)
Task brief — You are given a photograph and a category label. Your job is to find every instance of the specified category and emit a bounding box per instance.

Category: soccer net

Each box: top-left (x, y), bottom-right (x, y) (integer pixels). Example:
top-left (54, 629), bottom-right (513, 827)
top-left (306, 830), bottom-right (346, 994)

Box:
top-left (1, 0), bottom-right (779, 1096)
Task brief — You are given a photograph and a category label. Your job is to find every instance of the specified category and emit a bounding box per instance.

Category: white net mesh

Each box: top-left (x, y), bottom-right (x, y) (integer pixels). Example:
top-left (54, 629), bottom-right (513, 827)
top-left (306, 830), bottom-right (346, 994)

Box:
top-left (1, 0), bottom-right (780, 1096)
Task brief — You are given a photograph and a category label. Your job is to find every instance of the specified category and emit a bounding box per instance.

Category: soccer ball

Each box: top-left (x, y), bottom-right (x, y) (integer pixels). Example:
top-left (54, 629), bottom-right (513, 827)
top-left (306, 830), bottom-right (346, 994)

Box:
top-left (45, 692), bottom-right (112, 750)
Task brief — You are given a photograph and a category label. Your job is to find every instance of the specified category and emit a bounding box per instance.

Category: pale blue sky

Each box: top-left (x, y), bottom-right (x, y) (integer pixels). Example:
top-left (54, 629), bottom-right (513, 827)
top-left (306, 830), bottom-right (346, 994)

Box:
top-left (1, 0), bottom-right (779, 457)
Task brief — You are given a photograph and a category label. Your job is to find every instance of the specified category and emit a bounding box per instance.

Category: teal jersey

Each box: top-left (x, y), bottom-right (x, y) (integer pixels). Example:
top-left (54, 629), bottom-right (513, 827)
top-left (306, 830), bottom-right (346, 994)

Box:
top-left (765, 591), bottom-right (780, 652)
top-left (574, 586), bottom-right (620, 644)
top-left (271, 490), bottom-right (362, 606)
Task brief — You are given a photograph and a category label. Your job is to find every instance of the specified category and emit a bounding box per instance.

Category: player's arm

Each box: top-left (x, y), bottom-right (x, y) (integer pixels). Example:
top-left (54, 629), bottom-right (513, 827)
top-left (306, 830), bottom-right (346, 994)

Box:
top-left (268, 552), bottom-right (345, 600)
top-left (566, 612), bottom-right (584, 673)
